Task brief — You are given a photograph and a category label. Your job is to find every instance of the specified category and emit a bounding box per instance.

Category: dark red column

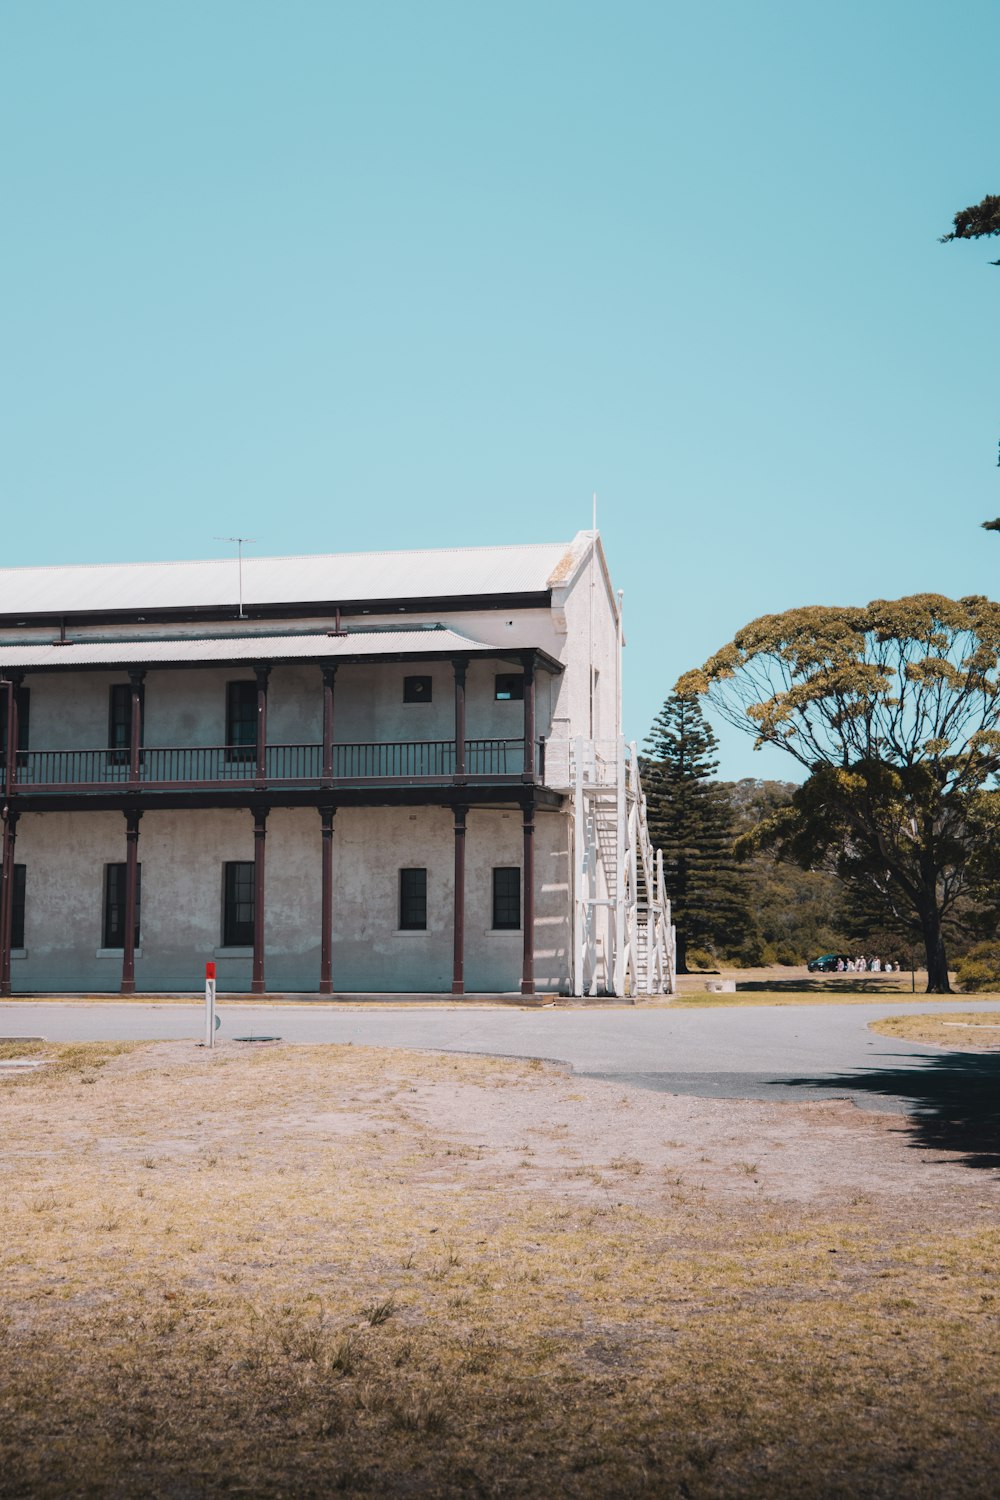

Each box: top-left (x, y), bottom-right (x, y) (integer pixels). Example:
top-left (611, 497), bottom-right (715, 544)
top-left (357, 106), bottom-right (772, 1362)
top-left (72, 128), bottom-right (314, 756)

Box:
top-left (319, 803), bottom-right (335, 995)
top-left (321, 666), bottom-right (337, 787)
top-left (3, 675), bottom-right (21, 801)
top-left (521, 651), bottom-right (536, 780)
top-left (254, 666), bottom-right (270, 791)
top-left (521, 798), bottom-right (536, 996)
top-left (127, 670), bottom-right (145, 789)
top-left (251, 804), bottom-right (268, 994)
top-left (1, 677), bottom-right (20, 997)
top-left (120, 809), bottom-right (142, 995)
top-left (452, 805), bottom-right (467, 996)
top-left (0, 808), bottom-right (18, 998)
top-left (453, 659), bottom-right (467, 780)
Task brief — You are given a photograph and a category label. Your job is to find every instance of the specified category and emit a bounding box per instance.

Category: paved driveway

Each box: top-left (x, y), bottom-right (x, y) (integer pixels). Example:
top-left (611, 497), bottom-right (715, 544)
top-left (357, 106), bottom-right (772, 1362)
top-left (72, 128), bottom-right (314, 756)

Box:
top-left (4, 998), bottom-right (1000, 1119)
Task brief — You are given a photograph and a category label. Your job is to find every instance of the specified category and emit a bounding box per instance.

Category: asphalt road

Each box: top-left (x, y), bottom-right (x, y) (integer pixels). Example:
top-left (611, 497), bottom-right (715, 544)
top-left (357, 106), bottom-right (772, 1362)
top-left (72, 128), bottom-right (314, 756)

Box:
top-left (4, 997), bottom-right (1000, 1120)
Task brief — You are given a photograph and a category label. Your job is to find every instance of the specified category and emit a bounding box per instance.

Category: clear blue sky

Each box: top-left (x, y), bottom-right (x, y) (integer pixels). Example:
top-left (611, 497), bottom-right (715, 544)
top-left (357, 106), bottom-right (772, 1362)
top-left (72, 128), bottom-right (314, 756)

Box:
top-left (2, 1), bottom-right (997, 779)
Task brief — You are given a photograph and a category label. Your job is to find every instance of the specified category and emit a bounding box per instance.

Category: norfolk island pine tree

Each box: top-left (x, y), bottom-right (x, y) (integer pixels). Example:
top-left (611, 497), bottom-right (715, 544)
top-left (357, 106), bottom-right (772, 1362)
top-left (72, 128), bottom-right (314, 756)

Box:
top-left (642, 693), bottom-right (751, 974)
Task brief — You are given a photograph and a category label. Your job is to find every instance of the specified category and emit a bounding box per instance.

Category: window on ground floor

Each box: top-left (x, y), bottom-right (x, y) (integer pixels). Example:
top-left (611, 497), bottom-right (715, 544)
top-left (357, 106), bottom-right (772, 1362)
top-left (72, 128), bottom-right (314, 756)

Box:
top-left (399, 868), bottom-right (427, 930)
top-left (492, 867), bottom-right (521, 930)
top-left (103, 863), bottom-right (141, 949)
top-left (11, 864), bottom-right (25, 949)
top-left (223, 861), bottom-right (255, 946)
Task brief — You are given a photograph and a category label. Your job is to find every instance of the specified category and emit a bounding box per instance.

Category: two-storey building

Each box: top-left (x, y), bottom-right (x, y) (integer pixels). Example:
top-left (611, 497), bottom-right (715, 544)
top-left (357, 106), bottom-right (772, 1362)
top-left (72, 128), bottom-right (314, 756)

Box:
top-left (0, 532), bottom-right (672, 997)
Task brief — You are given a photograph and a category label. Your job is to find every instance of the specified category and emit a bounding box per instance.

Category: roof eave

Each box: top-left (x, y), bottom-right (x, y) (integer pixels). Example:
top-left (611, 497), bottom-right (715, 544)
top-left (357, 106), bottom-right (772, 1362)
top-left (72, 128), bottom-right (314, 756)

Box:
top-left (0, 643), bottom-right (564, 675)
top-left (0, 588), bottom-right (554, 632)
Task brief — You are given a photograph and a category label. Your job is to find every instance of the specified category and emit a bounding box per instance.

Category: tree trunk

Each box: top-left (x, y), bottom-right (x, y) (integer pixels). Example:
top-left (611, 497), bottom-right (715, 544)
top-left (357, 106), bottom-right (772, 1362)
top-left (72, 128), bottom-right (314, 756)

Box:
top-left (920, 905), bottom-right (952, 994)
top-left (674, 929), bottom-right (689, 975)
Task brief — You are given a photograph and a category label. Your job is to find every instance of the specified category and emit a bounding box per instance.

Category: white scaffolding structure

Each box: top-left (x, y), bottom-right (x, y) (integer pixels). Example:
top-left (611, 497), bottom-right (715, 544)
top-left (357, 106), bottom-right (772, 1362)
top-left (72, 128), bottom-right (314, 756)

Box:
top-left (548, 533), bottom-right (675, 998)
top-left (565, 735), bottom-right (676, 998)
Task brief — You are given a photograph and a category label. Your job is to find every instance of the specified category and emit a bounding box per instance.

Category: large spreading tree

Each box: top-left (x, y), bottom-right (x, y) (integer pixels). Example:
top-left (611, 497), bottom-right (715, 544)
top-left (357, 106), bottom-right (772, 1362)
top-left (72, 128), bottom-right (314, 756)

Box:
top-left (643, 693), bottom-right (750, 973)
top-left (677, 595), bottom-right (1000, 992)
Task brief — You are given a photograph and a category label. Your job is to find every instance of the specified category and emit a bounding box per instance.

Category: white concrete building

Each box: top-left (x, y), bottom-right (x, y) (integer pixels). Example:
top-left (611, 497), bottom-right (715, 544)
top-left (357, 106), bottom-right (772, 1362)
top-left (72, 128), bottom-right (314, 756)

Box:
top-left (0, 534), bottom-right (673, 996)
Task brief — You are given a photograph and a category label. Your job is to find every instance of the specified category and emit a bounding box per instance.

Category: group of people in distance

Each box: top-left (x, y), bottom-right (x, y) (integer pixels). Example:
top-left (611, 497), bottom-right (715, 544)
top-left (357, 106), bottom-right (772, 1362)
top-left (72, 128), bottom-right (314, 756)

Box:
top-left (837, 955), bottom-right (895, 973)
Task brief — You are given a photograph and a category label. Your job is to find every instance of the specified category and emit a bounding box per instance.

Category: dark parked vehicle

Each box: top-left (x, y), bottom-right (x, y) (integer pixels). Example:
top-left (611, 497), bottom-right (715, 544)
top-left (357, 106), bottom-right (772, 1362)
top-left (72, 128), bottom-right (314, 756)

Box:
top-left (807, 953), bottom-right (849, 973)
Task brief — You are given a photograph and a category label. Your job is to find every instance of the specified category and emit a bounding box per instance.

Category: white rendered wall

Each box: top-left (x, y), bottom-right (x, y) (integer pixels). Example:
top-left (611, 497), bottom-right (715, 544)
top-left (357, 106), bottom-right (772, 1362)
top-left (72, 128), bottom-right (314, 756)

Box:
top-left (22, 659), bottom-right (554, 752)
top-left (548, 545), bottom-right (620, 748)
top-left (10, 804), bottom-right (570, 995)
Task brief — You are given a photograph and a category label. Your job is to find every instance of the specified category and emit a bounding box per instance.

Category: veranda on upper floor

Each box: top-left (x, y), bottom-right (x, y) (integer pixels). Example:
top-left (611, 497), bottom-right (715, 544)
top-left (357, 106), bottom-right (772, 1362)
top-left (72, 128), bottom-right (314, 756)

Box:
top-left (0, 532), bottom-right (627, 800)
top-left (0, 629), bottom-right (563, 797)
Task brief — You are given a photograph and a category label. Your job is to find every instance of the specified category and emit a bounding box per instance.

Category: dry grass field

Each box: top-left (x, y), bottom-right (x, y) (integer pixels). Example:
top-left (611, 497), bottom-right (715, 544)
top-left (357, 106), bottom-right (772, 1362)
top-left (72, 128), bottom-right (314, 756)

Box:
top-left (672, 967), bottom-right (936, 1004)
top-left (2, 1037), bottom-right (999, 1498)
top-left (869, 1013), bottom-right (1000, 1052)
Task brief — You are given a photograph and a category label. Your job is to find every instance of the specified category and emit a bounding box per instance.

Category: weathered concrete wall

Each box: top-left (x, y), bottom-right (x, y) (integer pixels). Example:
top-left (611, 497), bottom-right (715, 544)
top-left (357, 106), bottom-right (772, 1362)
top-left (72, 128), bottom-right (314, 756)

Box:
top-left (9, 809), bottom-right (129, 992)
top-left (23, 657), bottom-right (555, 752)
top-left (30, 671), bottom-right (122, 751)
top-left (10, 804), bottom-right (570, 995)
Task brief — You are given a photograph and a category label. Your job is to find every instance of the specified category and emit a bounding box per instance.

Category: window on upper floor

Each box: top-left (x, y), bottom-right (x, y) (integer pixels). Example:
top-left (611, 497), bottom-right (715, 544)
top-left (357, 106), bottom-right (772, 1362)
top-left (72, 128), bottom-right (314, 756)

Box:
top-left (0, 685), bottom-right (30, 767)
top-left (399, 868), bottom-right (427, 930)
top-left (103, 863), bottom-right (141, 949)
top-left (223, 861), bottom-right (255, 946)
top-left (403, 676), bottom-right (432, 704)
top-left (11, 865), bottom-right (25, 949)
top-left (494, 674), bottom-right (524, 702)
top-left (108, 683), bottom-right (144, 765)
top-left (226, 682), bottom-right (257, 762)
top-left (492, 867), bottom-right (521, 930)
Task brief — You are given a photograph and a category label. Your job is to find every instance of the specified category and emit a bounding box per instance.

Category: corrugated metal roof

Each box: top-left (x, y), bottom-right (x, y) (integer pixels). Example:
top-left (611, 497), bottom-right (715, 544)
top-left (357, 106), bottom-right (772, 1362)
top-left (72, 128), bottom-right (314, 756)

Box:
top-left (0, 628), bottom-right (511, 671)
top-left (0, 538), bottom-right (586, 617)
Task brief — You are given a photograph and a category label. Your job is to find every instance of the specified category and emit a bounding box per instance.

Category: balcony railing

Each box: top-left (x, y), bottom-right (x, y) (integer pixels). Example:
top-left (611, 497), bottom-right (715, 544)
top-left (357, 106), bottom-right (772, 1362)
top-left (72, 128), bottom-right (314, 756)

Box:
top-left (9, 738), bottom-right (539, 793)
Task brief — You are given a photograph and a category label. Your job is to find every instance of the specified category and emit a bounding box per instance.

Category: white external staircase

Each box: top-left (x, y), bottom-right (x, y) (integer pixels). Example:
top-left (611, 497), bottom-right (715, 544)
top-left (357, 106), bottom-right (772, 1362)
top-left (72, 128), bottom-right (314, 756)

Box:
top-left (563, 736), bottom-right (676, 998)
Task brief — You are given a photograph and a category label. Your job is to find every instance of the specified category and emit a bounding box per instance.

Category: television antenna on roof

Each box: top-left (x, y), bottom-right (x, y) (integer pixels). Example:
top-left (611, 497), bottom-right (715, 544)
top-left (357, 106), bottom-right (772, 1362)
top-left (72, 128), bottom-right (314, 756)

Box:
top-left (215, 536), bottom-right (257, 620)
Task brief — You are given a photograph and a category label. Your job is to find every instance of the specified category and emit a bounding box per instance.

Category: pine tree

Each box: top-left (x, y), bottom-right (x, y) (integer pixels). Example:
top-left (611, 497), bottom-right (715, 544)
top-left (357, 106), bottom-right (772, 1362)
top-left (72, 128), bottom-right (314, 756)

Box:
top-left (643, 694), bottom-right (750, 972)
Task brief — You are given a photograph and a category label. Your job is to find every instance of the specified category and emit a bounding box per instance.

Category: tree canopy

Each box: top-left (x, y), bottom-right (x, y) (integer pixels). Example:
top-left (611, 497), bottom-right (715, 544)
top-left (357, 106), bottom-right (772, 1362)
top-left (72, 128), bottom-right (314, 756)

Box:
top-left (941, 194), bottom-right (1000, 263)
top-left (677, 595), bottom-right (1000, 991)
top-left (724, 779), bottom-right (851, 966)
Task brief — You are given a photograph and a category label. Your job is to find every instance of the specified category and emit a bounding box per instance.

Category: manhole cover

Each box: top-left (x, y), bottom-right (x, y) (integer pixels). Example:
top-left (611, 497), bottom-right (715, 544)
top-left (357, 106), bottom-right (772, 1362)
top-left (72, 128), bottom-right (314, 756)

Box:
top-left (233, 1036), bottom-right (282, 1044)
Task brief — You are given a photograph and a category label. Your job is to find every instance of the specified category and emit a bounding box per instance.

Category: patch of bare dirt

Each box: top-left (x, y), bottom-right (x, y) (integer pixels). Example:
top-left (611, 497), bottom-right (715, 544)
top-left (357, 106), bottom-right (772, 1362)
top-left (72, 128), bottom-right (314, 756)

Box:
top-left (1, 1040), bottom-right (998, 1499)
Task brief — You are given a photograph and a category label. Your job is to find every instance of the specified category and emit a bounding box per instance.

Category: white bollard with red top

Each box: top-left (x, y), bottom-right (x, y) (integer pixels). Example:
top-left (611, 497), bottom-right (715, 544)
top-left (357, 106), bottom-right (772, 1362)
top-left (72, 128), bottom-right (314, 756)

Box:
top-left (204, 961), bottom-right (217, 1048)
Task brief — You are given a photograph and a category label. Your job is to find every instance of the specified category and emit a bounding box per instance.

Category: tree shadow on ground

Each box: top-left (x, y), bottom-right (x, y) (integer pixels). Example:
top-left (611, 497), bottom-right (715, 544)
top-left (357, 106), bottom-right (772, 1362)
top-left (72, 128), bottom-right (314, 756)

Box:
top-left (781, 1052), bottom-right (1000, 1169)
top-left (738, 977), bottom-right (922, 994)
